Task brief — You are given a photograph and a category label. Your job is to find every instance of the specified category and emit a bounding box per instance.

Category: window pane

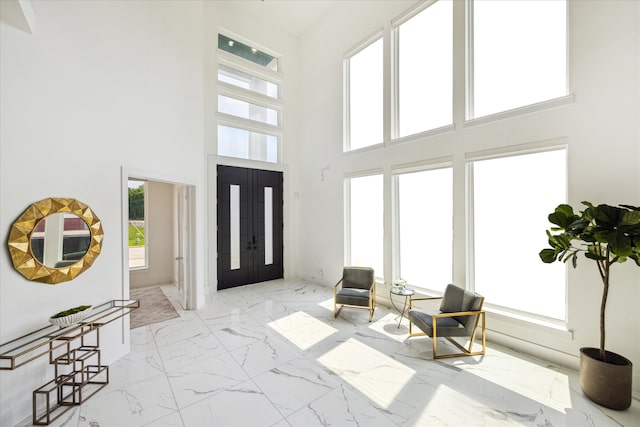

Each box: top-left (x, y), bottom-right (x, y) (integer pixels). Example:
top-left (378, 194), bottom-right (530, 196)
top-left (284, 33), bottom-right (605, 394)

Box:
top-left (218, 95), bottom-right (278, 126)
top-left (349, 175), bottom-right (383, 277)
top-left (397, 168), bottom-right (452, 292)
top-left (348, 38), bottom-right (383, 151)
top-left (472, 150), bottom-right (566, 320)
top-left (128, 180), bottom-right (146, 268)
top-left (218, 34), bottom-right (278, 71)
top-left (265, 187), bottom-right (273, 266)
top-left (218, 125), bottom-right (278, 163)
top-left (218, 65), bottom-right (279, 98)
top-left (397, 0), bottom-right (452, 137)
top-left (230, 184), bottom-right (240, 270)
top-left (472, 0), bottom-right (567, 118)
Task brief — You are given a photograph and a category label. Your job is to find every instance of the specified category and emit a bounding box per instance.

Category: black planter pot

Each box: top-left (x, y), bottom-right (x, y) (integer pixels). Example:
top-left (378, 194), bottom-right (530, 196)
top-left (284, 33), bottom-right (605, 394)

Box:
top-left (580, 347), bottom-right (633, 410)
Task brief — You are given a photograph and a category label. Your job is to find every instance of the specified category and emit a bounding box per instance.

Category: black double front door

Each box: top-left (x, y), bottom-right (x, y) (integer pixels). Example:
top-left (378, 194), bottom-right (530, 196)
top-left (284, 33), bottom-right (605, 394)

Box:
top-left (217, 165), bottom-right (283, 290)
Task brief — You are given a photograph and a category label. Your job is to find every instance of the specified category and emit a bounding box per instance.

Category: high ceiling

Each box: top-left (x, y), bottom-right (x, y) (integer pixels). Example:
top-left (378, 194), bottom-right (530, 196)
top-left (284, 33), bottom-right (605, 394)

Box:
top-left (230, 0), bottom-right (337, 37)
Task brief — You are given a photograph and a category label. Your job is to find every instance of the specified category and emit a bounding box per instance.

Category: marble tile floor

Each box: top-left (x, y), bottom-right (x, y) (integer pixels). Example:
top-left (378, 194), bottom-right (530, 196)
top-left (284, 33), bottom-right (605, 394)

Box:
top-left (18, 280), bottom-right (639, 427)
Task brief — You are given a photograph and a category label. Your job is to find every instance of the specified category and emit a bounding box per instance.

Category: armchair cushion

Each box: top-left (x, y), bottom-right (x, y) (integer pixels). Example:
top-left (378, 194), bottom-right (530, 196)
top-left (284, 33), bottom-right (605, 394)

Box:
top-left (408, 310), bottom-right (467, 337)
top-left (342, 267), bottom-right (374, 290)
top-left (334, 266), bottom-right (376, 321)
top-left (335, 287), bottom-right (371, 307)
top-left (438, 284), bottom-right (483, 328)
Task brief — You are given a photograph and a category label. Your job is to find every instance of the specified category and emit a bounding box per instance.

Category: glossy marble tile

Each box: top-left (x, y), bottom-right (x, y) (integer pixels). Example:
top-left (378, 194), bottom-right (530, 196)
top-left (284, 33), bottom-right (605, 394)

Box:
top-left (179, 380), bottom-right (284, 427)
top-left (252, 356), bottom-right (340, 416)
top-left (77, 374), bottom-right (177, 426)
top-left (14, 281), bottom-right (638, 427)
top-left (166, 352), bottom-right (249, 409)
top-left (156, 329), bottom-right (225, 373)
top-left (285, 384), bottom-right (395, 427)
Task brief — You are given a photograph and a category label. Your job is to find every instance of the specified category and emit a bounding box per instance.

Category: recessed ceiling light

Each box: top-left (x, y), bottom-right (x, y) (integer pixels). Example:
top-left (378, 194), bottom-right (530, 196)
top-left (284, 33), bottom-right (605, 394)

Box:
top-left (228, 40), bottom-right (234, 47)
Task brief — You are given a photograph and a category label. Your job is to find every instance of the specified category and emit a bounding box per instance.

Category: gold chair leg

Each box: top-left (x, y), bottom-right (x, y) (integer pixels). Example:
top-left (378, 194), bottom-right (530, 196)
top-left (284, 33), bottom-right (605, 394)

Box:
top-left (334, 304), bottom-right (343, 318)
top-left (433, 328), bottom-right (437, 358)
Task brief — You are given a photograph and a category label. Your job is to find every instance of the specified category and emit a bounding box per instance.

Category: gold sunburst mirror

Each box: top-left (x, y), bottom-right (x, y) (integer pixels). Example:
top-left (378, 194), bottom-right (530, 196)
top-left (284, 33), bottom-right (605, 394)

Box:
top-left (8, 198), bottom-right (104, 284)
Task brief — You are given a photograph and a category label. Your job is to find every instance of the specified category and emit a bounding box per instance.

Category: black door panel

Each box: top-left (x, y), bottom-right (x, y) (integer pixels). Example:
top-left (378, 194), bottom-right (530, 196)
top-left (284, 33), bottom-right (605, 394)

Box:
top-left (217, 166), bottom-right (283, 289)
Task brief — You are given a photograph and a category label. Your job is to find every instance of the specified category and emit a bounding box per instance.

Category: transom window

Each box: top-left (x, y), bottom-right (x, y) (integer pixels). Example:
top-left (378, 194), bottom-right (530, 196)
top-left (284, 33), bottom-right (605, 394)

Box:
top-left (217, 34), bottom-right (282, 164)
top-left (218, 34), bottom-right (278, 71)
top-left (218, 64), bottom-right (278, 99)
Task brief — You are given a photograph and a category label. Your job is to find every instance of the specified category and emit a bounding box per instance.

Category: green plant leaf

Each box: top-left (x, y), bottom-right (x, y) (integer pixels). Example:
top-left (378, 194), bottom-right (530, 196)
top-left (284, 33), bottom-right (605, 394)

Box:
top-left (539, 248), bottom-right (558, 263)
top-left (51, 305), bottom-right (91, 318)
top-left (548, 204), bottom-right (577, 229)
top-left (608, 231), bottom-right (632, 257)
top-left (621, 210), bottom-right (640, 226)
top-left (567, 218), bottom-right (589, 234)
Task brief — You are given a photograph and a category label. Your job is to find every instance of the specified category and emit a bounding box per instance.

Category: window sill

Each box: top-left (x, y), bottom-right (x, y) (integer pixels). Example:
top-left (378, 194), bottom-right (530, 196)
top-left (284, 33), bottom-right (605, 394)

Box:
top-left (343, 141), bottom-right (385, 155)
top-left (464, 94), bottom-right (575, 128)
top-left (390, 124), bottom-right (456, 145)
top-left (485, 305), bottom-right (573, 340)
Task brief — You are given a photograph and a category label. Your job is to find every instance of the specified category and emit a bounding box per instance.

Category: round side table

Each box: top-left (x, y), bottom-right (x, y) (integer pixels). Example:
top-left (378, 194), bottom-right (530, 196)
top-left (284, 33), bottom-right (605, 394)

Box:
top-left (390, 286), bottom-right (415, 329)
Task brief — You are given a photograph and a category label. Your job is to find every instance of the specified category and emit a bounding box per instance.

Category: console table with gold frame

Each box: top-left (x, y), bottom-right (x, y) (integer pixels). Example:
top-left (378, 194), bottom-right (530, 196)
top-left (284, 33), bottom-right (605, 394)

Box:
top-left (0, 299), bottom-right (139, 425)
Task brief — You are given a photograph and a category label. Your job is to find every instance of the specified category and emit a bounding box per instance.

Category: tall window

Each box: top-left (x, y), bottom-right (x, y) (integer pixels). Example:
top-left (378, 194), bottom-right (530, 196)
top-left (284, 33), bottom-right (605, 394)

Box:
top-left (346, 37), bottom-right (383, 151)
top-left (128, 180), bottom-right (147, 269)
top-left (395, 167), bottom-right (452, 292)
top-left (469, 0), bottom-right (567, 118)
top-left (470, 149), bottom-right (567, 321)
top-left (347, 174), bottom-right (383, 278)
top-left (217, 34), bottom-right (282, 163)
top-left (395, 0), bottom-right (452, 137)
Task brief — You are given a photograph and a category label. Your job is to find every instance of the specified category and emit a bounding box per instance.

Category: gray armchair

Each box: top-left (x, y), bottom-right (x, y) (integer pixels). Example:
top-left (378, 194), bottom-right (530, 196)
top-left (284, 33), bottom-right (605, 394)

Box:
top-left (408, 284), bottom-right (486, 359)
top-left (334, 267), bottom-right (376, 321)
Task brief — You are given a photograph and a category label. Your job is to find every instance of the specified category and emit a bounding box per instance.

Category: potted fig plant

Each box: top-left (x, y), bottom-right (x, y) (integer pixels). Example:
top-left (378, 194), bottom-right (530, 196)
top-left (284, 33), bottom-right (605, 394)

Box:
top-left (540, 202), bottom-right (639, 410)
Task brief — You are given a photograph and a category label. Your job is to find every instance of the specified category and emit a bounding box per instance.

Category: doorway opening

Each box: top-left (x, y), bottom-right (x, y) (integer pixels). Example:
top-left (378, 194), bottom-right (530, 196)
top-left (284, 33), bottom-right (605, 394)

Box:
top-left (122, 168), bottom-right (196, 311)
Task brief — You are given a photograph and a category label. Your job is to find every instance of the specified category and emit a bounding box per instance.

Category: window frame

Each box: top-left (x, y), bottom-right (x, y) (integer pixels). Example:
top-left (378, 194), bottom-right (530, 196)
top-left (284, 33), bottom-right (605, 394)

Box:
top-left (344, 170), bottom-right (385, 280)
top-left (466, 145), bottom-right (569, 326)
top-left (391, 0), bottom-right (454, 140)
top-left (216, 32), bottom-right (283, 165)
top-left (343, 30), bottom-right (385, 153)
top-left (128, 180), bottom-right (148, 271)
top-left (465, 0), bottom-right (570, 121)
top-left (392, 160), bottom-right (454, 293)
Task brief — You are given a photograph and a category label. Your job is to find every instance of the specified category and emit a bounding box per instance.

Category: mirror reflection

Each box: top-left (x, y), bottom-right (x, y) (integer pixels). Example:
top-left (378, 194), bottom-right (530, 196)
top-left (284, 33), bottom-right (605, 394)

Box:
top-left (31, 213), bottom-right (90, 268)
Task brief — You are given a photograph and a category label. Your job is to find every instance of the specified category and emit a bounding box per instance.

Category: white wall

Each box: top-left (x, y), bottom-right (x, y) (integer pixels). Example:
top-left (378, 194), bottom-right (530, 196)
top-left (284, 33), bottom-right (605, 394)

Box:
top-left (0, 1), bottom-right (205, 425)
top-left (295, 0), bottom-right (640, 395)
top-left (130, 181), bottom-right (175, 289)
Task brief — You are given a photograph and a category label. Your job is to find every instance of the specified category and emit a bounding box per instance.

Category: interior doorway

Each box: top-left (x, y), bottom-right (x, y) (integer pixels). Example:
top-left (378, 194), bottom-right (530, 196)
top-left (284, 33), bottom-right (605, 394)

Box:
top-left (122, 168), bottom-right (197, 310)
top-left (217, 165), bottom-right (283, 289)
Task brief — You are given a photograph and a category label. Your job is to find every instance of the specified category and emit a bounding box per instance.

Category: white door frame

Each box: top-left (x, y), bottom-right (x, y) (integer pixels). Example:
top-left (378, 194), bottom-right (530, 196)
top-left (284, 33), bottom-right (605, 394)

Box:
top-left (121, 166), bottom-right (197, 309)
